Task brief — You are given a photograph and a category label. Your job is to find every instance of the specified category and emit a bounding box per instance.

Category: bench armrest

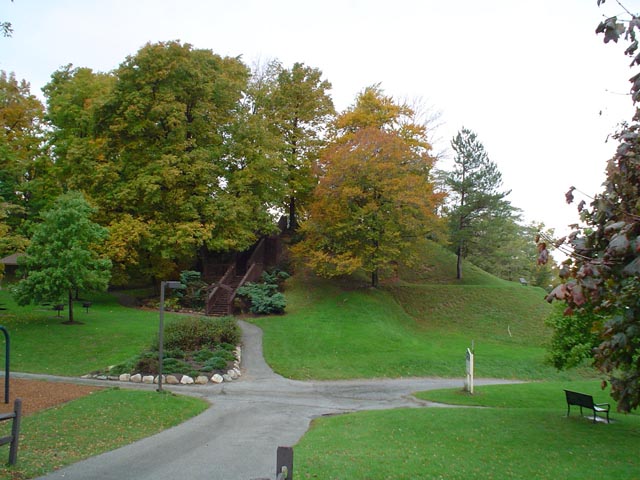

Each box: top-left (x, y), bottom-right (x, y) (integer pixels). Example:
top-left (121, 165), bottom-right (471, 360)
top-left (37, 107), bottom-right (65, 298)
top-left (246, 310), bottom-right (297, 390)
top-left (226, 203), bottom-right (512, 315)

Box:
top-left (594, 402), bottom-right (610, 411)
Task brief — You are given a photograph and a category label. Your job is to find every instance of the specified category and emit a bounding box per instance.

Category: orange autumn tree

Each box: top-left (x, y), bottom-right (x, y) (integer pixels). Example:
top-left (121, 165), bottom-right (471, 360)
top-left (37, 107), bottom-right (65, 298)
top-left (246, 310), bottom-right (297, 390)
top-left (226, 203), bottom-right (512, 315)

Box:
top-left (293, 87), bottom-right (444, 287)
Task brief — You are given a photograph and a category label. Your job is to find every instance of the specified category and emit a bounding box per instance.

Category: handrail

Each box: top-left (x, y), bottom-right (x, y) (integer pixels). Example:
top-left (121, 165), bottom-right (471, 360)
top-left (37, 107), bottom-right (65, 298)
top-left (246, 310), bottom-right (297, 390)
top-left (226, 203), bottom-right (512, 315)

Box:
top-left (229, 261), bottom-right (264, 306)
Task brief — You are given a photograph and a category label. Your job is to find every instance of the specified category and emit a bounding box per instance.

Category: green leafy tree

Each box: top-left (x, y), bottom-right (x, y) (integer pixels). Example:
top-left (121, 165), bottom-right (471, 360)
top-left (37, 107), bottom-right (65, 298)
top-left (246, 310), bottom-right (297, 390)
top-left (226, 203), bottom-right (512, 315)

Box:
top-left (81, 41), bottom-right (280, 283)
top-left (43, 64), bottom-right (115, 197)
top-left (294, 88), bottom-right (444, 287)
top-left (542, 1), bottom-right (640, 412)
top-left (13, 192), bottom-right (111, 324)
top-left (445, 128), bottom-right (511, 280)
top-left (263, 62), bottom-right (335, 230)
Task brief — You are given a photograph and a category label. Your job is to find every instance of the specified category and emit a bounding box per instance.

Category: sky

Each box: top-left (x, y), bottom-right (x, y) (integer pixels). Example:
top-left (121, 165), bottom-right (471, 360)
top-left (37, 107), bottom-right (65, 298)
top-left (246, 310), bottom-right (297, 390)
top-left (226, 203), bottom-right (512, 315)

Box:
top-left (1, 0), bottom-right (639, 244)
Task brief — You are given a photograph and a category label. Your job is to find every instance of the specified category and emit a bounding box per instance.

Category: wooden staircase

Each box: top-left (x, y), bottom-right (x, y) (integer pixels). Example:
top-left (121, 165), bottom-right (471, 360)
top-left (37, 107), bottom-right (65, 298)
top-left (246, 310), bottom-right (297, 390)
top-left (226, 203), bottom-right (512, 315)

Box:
top-left (205, 238), bottom-right (268, 316)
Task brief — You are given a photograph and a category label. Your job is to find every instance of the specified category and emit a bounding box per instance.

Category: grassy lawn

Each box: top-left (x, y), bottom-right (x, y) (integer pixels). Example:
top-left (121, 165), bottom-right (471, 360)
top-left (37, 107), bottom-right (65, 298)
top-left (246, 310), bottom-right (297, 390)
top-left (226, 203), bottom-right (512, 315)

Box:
top-left (252, 274), bottom-right (579, 381)
top-left (0, 388), bottom-right (208, 480)
top-left (294, 381), bottom-right (640, 479)
top-left (0, 289), bottom-right (181, 376)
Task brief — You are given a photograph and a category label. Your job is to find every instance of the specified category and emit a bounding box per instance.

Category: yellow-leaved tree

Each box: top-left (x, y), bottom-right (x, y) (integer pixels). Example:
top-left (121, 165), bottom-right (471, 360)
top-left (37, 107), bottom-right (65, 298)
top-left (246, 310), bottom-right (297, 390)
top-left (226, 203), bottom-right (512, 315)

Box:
top-left (293, 86), bottom-right (444, 287)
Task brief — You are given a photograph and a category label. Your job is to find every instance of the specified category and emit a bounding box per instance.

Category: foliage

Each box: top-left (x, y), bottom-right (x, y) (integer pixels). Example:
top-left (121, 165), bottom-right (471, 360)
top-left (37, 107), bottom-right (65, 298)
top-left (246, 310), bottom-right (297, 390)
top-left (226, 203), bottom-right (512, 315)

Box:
top-left (0, 71), bottom-right (49, 260)
top-left (237, 281), bottom-right (287, 314)
top-left (294, 87), bottom-right (444, 287)
top-left (260, 268), bottom-right (290, 289)
top-left (12, 191), bottom-right (112, 323)
top-left (467, 221), bottom-right (557, 287)
top-left (176, 270), bottom-right (207, 309)
top-left (545, 302), bottom-right (604, 370)
top-left (541, 2), bottom-right (640, 411)
top-left (155, 315), bottom-right (240, 351)
top-left (443, 128), bottom-right (512, 280)
top-left (40, 42), bottom-right (287, 284)
top-left (250, 60), bottom-right (335, 229)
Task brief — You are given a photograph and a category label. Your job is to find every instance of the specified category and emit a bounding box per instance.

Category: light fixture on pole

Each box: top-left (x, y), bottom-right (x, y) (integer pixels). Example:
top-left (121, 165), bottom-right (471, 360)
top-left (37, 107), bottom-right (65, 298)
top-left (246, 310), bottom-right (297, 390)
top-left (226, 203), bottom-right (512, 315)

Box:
top-left (157, 280), bottom-right (182, 392)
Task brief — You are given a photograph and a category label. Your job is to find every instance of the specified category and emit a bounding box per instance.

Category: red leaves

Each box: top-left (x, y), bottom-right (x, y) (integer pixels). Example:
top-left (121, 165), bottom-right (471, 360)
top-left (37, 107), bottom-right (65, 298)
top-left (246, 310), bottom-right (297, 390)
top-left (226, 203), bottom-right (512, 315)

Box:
top-left (537, 242), bottom-right (548, 265)
top-left (565, 186), bottom-right (576, 204)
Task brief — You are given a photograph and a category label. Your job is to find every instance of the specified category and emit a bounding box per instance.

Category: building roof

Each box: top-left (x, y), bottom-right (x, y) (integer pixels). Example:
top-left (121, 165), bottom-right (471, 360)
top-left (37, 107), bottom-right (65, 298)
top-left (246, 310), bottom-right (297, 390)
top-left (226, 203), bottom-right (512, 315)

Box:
top-left (0, 253), bottom-right (24, 266)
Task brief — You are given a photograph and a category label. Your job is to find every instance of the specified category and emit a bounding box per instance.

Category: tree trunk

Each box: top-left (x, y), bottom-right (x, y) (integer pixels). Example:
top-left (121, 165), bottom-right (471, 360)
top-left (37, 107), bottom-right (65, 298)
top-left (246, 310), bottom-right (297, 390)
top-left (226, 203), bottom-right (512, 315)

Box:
top-left (456, 244), bottom-right (463, 280)
top-left (288, 196), bottom-right (298, 231)
top-left (68, 289), bottom-right (74, 323)
top-left (371, 269), bottom-right (379, 288)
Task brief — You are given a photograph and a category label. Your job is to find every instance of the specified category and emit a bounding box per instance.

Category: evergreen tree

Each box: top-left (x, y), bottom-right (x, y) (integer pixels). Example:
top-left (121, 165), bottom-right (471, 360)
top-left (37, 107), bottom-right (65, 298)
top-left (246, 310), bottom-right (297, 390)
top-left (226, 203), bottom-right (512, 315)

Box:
top-left (445, 128), bottom-right (511, 280)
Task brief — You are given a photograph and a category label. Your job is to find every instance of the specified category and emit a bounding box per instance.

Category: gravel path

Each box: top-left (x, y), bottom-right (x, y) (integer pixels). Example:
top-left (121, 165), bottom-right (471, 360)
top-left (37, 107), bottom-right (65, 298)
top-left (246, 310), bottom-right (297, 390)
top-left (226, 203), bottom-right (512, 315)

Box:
top-left (33, 320), bottom-right (519, 480)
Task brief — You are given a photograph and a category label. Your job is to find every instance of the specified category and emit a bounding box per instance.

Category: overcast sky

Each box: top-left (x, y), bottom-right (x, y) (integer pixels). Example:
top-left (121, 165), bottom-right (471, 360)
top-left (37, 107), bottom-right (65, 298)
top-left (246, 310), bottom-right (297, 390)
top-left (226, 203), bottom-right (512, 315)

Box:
top-left (2, 0), bottom-right (638, 241)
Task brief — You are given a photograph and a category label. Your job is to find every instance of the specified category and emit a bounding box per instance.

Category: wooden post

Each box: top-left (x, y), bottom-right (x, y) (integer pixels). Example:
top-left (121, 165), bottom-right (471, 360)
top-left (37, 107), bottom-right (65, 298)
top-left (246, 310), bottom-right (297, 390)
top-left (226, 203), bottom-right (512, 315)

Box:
top-left (276, 446), bottom-right (293, 480)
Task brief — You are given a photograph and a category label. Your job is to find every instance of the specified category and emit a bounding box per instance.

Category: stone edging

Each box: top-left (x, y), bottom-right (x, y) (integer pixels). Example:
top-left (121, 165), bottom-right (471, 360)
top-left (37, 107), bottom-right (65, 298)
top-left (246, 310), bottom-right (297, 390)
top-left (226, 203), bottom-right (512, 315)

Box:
top-left (81, 346), bottom-right (242, 385)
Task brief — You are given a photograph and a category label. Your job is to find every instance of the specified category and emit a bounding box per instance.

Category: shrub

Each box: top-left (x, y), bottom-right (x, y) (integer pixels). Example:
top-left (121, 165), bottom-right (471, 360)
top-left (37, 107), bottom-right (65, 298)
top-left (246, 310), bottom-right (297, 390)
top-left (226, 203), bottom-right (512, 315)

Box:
top-left (202, 356), bottom-right (228, 371)
top-left (162, 358), bottom-right (192, 375)
top-left (236, 282), bottom-right (286, 315)
top-left (156, 316), bottom-right (240, 351)
top-left (177, 270), bottom-right (207, 309)
top-left (193, 348), bottom-right (216, 363)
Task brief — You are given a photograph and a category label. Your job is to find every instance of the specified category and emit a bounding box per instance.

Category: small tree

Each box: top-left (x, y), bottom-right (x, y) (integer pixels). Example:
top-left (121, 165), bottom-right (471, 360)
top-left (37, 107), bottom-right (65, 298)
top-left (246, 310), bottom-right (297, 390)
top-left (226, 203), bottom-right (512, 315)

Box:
top-left (444, 128), bottom-right (511, 280)
top-left (14, 192), bottom-right (111, 324)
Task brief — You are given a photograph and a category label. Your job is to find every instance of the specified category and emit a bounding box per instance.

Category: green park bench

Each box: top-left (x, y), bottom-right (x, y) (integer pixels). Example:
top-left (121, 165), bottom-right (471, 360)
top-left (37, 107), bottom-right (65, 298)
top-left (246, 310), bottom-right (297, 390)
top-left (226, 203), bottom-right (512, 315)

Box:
top-left (564, 389), bottom-right (610, 423)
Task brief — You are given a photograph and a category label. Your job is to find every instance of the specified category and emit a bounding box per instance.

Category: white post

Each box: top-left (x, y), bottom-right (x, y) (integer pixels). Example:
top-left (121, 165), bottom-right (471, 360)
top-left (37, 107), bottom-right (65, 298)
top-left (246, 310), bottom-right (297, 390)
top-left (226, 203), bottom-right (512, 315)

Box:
top-left (465, 347), bottom-right (474, 394)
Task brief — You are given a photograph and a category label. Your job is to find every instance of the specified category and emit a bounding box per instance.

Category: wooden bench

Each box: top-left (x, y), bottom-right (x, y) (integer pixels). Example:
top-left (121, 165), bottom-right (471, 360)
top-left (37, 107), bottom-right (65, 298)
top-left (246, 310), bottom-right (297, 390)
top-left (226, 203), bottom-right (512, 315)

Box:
top-left (564, 389), bottom-right (610, 423)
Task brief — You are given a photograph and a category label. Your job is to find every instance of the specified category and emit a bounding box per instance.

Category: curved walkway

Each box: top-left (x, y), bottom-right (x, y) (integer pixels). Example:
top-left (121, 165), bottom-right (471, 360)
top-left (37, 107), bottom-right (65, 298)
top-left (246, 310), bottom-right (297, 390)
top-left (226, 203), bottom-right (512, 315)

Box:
top-left (34, 321), bottom-right (518, 480)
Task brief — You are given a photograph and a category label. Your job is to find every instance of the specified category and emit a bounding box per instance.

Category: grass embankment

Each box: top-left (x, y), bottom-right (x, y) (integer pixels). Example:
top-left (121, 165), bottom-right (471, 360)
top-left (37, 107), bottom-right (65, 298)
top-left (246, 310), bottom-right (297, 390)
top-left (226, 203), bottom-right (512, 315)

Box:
top-left (0, 388), bottom-right (208, 480)
top-left (253, 243), bottom-right (572, 380)
top-left (295, 381), bottom-right (640, 479)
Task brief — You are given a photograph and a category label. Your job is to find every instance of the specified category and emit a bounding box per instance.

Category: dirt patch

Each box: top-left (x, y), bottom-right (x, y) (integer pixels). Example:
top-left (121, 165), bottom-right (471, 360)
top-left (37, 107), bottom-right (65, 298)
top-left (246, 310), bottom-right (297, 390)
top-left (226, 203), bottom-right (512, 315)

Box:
top-left (0, 378), bottom-right (102, 416)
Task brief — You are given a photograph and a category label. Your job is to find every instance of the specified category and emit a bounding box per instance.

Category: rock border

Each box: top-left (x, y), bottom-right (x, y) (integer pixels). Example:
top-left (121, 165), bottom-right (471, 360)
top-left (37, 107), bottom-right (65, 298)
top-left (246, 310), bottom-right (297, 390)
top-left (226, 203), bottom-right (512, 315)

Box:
top-left (82, 346), bottom-right (242, 385)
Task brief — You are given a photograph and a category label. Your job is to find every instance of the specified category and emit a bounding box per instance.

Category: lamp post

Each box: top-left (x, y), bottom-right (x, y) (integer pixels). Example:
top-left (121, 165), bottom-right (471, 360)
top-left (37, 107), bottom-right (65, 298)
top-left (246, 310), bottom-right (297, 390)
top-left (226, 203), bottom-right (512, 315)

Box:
top-left (158, 280), bottom-right (182, 392)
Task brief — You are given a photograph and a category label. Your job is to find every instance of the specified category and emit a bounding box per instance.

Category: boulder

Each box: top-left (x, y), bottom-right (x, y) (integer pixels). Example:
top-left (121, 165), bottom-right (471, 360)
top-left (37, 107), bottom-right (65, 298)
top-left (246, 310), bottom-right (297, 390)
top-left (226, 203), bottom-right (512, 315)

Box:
top-left (181, 375), bottom-right (194, 385)
top-left (130, 373), bottom-right (142, 383)
top-left (166, 375), bottom-right (180, 385)
top-left (211, 374), bottom-right (224, 384)
top-left (142, 375), bottom-right (155, 384)
top-left (119, 373), bottom-right (131, 382)
top-left (195, 375), bottom-right (209, 385)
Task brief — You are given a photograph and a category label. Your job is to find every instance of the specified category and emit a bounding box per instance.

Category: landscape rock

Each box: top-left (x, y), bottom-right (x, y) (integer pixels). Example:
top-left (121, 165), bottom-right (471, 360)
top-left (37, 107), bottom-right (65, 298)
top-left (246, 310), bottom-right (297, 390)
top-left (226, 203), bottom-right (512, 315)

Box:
top-left (166, 375), bottom-right (180, 385)
top-left (195, 375), bottom-right (209, 385)
top-left (119, 373), bottom-right (131, 382)
top-left (130, 374), bottom-right (142, 383)
top-left (181, 375), bottom-right (194, 385)
top-left (143, 375), bottom-right (154, 384)
top-left (223, 374), bottom-right (233, 382)
top-left (228, 370), bottom-right (238, 379)
top-left (211, 374), bottom-right (224, 384)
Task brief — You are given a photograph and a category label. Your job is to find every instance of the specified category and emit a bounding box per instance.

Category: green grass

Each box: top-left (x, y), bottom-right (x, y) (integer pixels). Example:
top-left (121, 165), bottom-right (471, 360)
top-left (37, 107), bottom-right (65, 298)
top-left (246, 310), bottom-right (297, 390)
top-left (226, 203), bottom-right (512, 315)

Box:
top-left (252, 271), bottom-right (573, 380)
top-left (0, 289), bottom-right (184, 376)
top-left (294, 381), bottom-right (640, 479)
top-left (0, 388), bottom-right (208, 479)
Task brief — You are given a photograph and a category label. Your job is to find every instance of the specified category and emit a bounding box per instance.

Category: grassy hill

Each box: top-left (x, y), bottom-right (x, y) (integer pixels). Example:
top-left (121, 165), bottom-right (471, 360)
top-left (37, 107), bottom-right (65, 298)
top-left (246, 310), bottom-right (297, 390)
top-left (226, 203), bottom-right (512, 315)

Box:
top-left (253, 242), bottom-right (585, 381)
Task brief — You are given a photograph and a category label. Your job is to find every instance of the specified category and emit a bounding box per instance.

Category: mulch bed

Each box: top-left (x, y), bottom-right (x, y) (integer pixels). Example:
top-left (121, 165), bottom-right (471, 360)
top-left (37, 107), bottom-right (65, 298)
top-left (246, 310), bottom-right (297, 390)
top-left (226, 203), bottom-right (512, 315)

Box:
top-left (0, 378), bottom-right (102, 416)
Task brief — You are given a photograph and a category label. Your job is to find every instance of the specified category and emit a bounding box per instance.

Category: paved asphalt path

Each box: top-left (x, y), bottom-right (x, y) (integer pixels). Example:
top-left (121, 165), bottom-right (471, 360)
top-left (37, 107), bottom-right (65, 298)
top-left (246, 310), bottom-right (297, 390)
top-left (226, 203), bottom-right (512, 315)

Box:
top-left (31, 321), bottom-right (518, 480)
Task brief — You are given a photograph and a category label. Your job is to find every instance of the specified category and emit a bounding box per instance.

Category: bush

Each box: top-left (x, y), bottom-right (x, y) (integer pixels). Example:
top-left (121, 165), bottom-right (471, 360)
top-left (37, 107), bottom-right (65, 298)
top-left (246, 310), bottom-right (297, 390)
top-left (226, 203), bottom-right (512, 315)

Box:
top-left (202, 356), bottom-right (228, 371)
top-left (162, 358), bottom-right (192, 375)
top-left (177, 270), bottom-right (207, 309)
top-left (156, 316), bottom-right (240, 351)
top-left (193, 348), bottom-right (216, 363)
top-left (236, 282), bottom-right (286, 315)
